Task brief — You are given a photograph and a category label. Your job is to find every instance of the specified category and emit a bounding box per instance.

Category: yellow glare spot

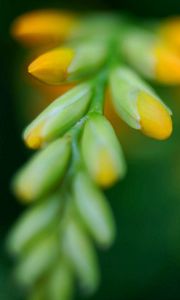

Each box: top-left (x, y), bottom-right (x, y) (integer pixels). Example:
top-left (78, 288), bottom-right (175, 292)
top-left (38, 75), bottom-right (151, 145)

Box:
top-left (25, 121), bottom-right (45, 149)
top-left (159, 17), bottom-right (180, 50)
top-left (154, 44), bottom-right (180, 84)
top-left (11, 10), bottom-right (76, 47)
top-left (95, 150), bottom-right (118, 188)
top-left (137, 91), bottom-right (172, 140)
top-left (28, 48), bottom-right (75, 85)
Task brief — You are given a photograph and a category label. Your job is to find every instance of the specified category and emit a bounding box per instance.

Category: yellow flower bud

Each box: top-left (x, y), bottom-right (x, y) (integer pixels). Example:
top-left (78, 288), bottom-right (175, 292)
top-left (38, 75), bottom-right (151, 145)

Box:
top-left (154, 44), bottom-right (180, 84)
top-left (81, 113), bottom-right (126, 188)
top-left (159, 17), bottom-right (180, 50)
top-left (137, 91), bottom-right (172, 140)
top-left (24, 83), bottom-right (92, 148)
top-left (25, 120), bottom-right (45, 149)
top-left (11, 9), bottom-right (76, 47)
top-left (28, 40), bottom-right (108, 85)
top-left (110, 66), bottom-right (173, 140)
top-left (28, 48), bottom-right (75, 85)
top-left (121, 28), bottom-right (180, 84)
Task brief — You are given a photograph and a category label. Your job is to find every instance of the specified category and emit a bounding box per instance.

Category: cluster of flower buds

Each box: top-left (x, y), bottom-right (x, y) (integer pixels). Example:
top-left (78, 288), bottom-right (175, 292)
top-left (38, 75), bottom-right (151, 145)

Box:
top-left (8, 9), bottom-right (179, 300)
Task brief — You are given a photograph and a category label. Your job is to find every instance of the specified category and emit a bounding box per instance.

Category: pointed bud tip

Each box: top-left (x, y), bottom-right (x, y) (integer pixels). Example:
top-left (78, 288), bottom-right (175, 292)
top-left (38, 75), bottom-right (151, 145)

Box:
top-left (12, 178), bottom-right (33, 203)
top-left (28, 48), bottom-right (75, 84)
top-left (137, 91), bottom-right (172, 140)
top-left (13, 137), bottom-right (71, 202)
top-left (82, 114), bottom-right (126, 188)
top-left (25, 133), bottom-right (42, 149)
top-left (23, 121), bottom-right (45, 149)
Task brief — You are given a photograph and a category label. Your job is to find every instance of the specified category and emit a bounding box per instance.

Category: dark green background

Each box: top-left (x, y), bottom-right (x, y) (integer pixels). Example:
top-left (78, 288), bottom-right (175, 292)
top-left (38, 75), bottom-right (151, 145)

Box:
top-left (1, 0), bottom-right (180, 299)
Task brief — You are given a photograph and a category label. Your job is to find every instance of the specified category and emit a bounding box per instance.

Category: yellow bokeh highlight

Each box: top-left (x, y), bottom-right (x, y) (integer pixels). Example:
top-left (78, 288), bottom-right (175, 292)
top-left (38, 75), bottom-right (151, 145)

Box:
top-left (154, 44), bottom-right (180, 84)
top-left (137, 91), bottom-right (172, 140)
top-left (11, 10), bottom-right (76, 47)
top-left (159, 17), bottom-right (180, 50)
top-left (28, 48), bottom-right (75, 85)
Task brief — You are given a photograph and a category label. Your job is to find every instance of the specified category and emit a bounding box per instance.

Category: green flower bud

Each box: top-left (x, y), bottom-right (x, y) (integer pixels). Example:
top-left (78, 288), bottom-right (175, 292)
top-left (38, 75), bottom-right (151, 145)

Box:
top-left (14, 234), bottom-right (58, 286)
top-left (47, 259), bottom-right (74, 300)
top-left (28, 285), bottom-right (44, 300)
top-left (28, 40), bottom-right (108, 85)
top-left (62, 218), bottom-right (100, 294)
top-left (81, 113), bottom-right (126, 187)
top-left (120, 29), bottom-right (155, 78)
top-left (109, 66), bottom-right (172, 140)
top-left (73, 171), bottom-right (116, 248)
top-left (71, 14), bottom-right (119, 41)
top-left (67, 40), bottom-right (108, 81)
top-left (120, 28), bottom-right (180, 84)
top-left (13, 137), bottom-right (71, 202)
top-left (24, 83), bottom-right (93, 149)
top-left (7, 193), bottom-right (62, 256)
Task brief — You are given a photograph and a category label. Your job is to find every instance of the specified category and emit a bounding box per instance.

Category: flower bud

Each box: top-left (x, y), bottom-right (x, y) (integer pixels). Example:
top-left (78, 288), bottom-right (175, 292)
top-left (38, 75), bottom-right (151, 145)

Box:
top-left (159, 17), bottom-right (180, 50)
top-left (67, 40), bottom-right (108, 81)
top-left (63, 218), bottom-right (100, 294)
top-left (7, 193), bottom-right (61, 256)
top-left (24, 83), bottom-right (92, 149)
top-left (109, 66), bottom-right (172, 140)
top-left (11, 9), bottom-right (76, 47)
top-left (121, 28), bottom-right (180, 84)
top-left (28, 48), bottom-right (75, 85)
top-left (13, 137), bottom-right (71, 202)
top-left (73, 171), bottom-right (116, 247)
top-left (14, 234), bottom-right (58, 286)
top-left (28, 41), bottom-right (108, 85)
top-left (47, 259), bottom-right (74, 300)
top-left (28, 285), bottom-right (44, 300)
top-left (70, 14), bottom-right (119, 41)
top-left (81, 113), bottom-right (126, 187)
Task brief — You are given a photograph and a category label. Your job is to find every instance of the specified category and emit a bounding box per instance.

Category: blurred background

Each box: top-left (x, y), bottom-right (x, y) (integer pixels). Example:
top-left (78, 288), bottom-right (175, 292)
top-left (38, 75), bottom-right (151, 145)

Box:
top-left (1, 0), bottom-right (180, 299)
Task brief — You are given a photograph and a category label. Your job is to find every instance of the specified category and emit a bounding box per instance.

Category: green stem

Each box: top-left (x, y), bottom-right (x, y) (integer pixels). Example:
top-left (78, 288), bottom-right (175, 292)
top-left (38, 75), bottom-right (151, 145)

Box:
top-left (62, 30), bottom-right (122, 184)
top-left (88, 69), bottom-right (108, 114)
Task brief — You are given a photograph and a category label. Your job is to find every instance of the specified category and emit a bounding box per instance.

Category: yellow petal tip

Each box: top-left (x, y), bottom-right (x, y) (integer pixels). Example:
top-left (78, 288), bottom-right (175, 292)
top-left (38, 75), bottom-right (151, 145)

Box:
top-left (95, 170), bottom-right (118, 188)
top-left (94, 150), bottom-right (119, 188)
top-left (25, 133), bottom-right (42, 149)
top-left (137, 91), bottom-right (172, 140)
top-left (28, 48), bottom-right (74, 84)
top-left (24, 121), bottom-right (45, 149)
top-left (13, 178), bottom-right (33, 203)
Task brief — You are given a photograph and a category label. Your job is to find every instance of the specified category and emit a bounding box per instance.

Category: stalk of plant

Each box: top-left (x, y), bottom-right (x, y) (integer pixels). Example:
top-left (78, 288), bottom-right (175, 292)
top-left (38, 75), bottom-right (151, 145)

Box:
top-left (8, 10), bottom-right (177, 300)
